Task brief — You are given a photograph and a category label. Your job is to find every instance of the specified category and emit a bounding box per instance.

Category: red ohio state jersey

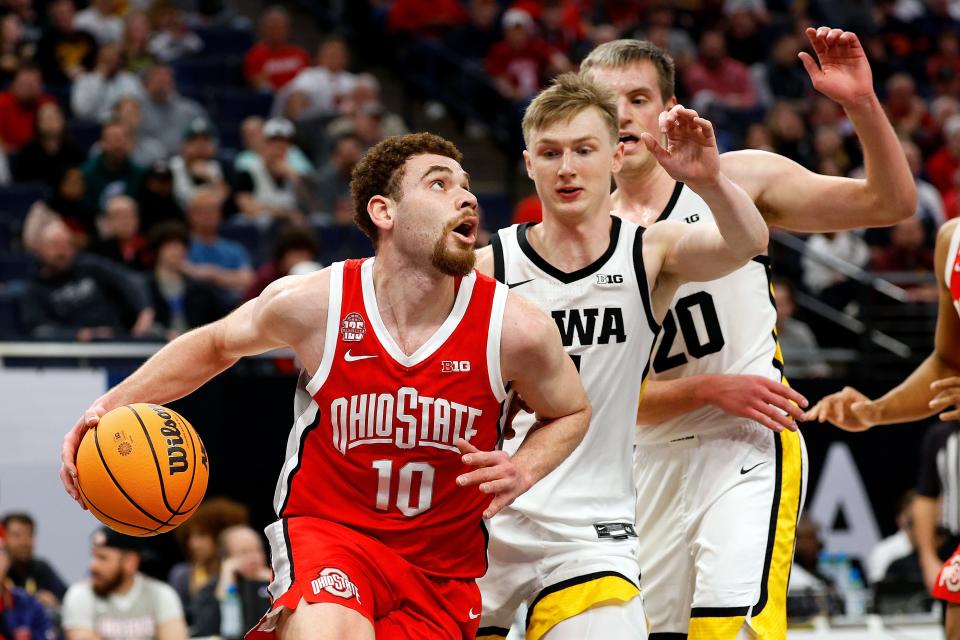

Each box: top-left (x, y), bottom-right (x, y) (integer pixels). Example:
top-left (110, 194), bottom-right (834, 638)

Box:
top-left (272, 258), bottom-right (510, 579)
top-left (948, 221), bottom-right (960, 317)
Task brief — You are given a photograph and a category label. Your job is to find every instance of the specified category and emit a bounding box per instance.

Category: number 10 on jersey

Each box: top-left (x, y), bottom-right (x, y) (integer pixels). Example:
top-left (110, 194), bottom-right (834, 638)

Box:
top-left (372, 460), bottom-right (435, 516)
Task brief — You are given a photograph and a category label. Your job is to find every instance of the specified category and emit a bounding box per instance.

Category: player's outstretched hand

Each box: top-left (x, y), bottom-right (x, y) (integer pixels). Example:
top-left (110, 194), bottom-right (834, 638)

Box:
top-left (802, 386), bottom-right (878, 431)
top-left (931, 377), bottom-right (960, 421)
top-left (703, 374), bottom-right (807, 432)
top-left (799, 27), bottom-right (874, 108)
top-left (455, 439), bottom-right (532, 519)
top-left (641, 104), bottom-right (719, 189)
top-left (60, 404), bottom-right (107, 506)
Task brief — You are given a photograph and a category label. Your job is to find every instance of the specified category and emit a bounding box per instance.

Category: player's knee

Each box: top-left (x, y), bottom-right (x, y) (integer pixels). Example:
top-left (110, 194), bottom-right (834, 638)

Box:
top-left (277, 600), bottom-right (374, 640)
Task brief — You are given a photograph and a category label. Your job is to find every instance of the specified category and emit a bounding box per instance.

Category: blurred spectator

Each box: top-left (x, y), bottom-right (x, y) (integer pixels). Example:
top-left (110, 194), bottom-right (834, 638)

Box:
top-left (121, 12), bottom-right (156, 74)
top-left (724, 5), bottom-right (771, 65)
top-left (684, 30), bottom-right (759, 127)
top-left (871, 216), bottom-right (939, 302)
top-left (743, 122), bottom-right (775, 151)
top-left (512, 193), bottom-right (542, 224)
top-left (926, 113), bottom-right (960, 195)
top-left (761, 34), bottom-right (809, 104)
top-left (1, 513), bottom-right (67, 607)
top-left (633, 4), bottom-right (696, 72)
top-left (812, 125), bottom-right (851, 177)
top-left (802, 231), bottom-right (870, 310)
top-left (245, 224), bottom-right (318, 301)
top-left (148, 4), bottom-right (203, 63)
top-left (233, 118), bottom-right (304, 225)
top-left (137, 160), bottom-right (185, 234)
top-left (184, 187), bottom-right (255, 298)
top-left (74, 0), bottom-right (123, 45)
top-left (538, 0), bottom-right (584, 60)
top-left (37, 0), bottom-right (98, 85)
top-left (82, 120), bottom-right (146, 211)
top-left (281, 35), bottom-right (356, 115)
top-left (485, 8), bottom-right (570, 102)
top-left (386, 0), bottom-right (467, 36)
top-left (89, 195), bottom-right (150, 271)
top-left (321, 75), bottom-right (408, 155)
top-left (4, 0), bottom-right (40, 43)
top-left (171, 119), bottom-right (227, 210)
top-left (443, 0), bottom-right (501, 60)
top-left (884, 73), bottom-right (931, 140)
top-left (40, 167), bottom-right (97, 239)
top-left (0, 65), bottom-right (54, 153)
top-left (903, 138), bottom-right (947, 228)
top-left (235, 115), bottom-right (312, 176)
top-left (188, 526), bottom-right (271, 639)
top-left (773, 277), bottom-right (831, 378)
top-left (139, 64), bottom-right (209, 159)
top-left (243, 6), bottom-right (309, 92)
top-left (71, 42), bottom-right (145, 123)
top-left (62, 528), bottom-right (187, 640)
top-left (299, 132), bottom-right (360, 224)
top-left (788, 516), bottom-right (843, 618)
top-left (868, 491), bottom-right (918, 584)
top-left (168, 498), bottom-right (248, 621)
top-left (20, 218), bottom-right (153, 340)
top-left (766, 101), bottom-right (814, 168)
top-left (0, 14), bottom-right (37, 85)
top-left (13, 102), bottom-right (85, 186)
top-left (146, 222), bottom-right (226, 340)
top-left (0, 523), bottom-right (55, 640)
top-left (111, 95), bottom-right (167, 167)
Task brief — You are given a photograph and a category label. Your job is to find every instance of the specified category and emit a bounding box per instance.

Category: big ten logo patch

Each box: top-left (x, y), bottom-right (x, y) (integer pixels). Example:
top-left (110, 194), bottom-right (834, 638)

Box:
top-left (441, 360), bottom-right (471, 373)
top-left (311, 568), bottom-right (361, 603)
top-left (595, 274), bottom-right (623, 285)
top-left (341, 312), bottom-right (366, 342)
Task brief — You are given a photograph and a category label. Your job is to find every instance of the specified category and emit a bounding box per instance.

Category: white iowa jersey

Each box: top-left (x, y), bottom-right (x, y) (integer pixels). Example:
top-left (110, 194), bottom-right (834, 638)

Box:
top-left (635, 182), bottom-right (782, 445)
top-left (491, 216), bottom-right (659, 532)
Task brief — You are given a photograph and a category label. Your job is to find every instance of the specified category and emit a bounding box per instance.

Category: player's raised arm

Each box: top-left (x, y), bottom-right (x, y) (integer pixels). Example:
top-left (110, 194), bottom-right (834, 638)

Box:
top-left (642, 105), bottom-right (768, 290)
top-left (804, 219), bottom-right (960, 430)
top-left (721, 27), bottom-right (915, 232)
top-left (456, 291), bottom-right (590, 518)
top-left (59, 270), bottom-right (330, 501)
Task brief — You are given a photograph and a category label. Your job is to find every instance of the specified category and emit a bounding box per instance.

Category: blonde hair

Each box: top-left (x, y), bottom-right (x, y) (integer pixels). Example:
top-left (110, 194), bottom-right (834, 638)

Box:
top-left (580, 39), bottom-right (676, 102)
top-left (522, 73), bottom-right (619, 147)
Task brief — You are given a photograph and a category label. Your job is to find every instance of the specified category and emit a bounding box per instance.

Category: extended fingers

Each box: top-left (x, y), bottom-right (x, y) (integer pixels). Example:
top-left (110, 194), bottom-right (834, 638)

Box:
top-left (932, 377), bottom-right (960, 392)
top-left (457, 465), bottom-right (503, 488)
top-left (455, 437), bottom-right (481, 456)
top-left (760, 390), bottom-right (804, 423)
top-left (746, 408), bottom-right (786, 433)
top-left (760, 378), bottom-right (809, 409)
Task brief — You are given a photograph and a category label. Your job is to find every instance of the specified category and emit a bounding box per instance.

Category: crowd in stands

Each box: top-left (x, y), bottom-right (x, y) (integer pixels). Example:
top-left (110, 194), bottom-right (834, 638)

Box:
top-left (0, 0), bottom-right (952, 376)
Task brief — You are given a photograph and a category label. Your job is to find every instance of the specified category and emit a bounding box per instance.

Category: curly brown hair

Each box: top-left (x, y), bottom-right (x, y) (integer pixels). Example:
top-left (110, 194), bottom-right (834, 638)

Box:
top-left (351, 133), bottom-right (463, 248)
top-left (173, 496), bottom-right (249, 557)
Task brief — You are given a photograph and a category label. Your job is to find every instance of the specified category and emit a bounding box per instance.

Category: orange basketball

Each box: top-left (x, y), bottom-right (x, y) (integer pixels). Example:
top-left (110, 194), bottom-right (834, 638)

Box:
top-left (76, 403), bottom-right (209, 537)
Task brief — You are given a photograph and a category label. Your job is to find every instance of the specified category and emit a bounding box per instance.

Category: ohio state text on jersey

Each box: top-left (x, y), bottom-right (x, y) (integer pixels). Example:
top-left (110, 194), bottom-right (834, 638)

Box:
top-left (272, 258), bottom-right (509, 579)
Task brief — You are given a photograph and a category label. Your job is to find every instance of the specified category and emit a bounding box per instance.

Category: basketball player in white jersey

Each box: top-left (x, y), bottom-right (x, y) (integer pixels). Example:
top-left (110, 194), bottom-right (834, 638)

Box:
top-left (582, 28), bottom-right (916, 638)
top-left (473, 73), bottom-right (768, 639)
top-left (60, 133), bottom-right (593, 640)
top-left (806, 218), bottom-right (960, 606)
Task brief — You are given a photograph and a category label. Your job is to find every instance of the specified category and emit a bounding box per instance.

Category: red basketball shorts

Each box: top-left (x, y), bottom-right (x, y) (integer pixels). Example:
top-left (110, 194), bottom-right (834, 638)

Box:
top-left (247, 517), bottom-right (481, 639)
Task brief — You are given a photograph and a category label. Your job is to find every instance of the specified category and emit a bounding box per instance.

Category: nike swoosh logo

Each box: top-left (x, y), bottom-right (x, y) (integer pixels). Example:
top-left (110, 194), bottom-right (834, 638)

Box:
top-left (344, 350), bottom-right (377, 362)
top-left (740, 462), bottom-right (765, 475)
top-left (468, 608), bottom-right (481, 620)
top-left (507, 278), bottom-right (535, 289)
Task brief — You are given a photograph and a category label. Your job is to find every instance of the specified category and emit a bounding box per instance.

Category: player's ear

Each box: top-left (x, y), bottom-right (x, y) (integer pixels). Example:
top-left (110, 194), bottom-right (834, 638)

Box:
top-left (611, 140), bottom-right (625, 174)
top-left (367, 195), bottom-right (395, 233)
top-left (523, 150), bottom-right (534, 180)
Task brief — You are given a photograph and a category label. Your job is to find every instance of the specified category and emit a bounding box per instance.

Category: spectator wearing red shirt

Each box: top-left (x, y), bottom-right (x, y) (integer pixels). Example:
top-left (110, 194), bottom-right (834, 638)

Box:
top-left (0, 65), bottom-right (53, 153)
top-left (386, 0), bottom-right (468, 36)
top-left (512, 193), bottom-right (542, 224)
top-left (684, 30), bottom-right (758, 109)
top-left (486, 8), bottom-right (569, 101)
top-left (926, 114), bottom-right (960, 195)
top-left (243, 6), bottom-right (309, 92)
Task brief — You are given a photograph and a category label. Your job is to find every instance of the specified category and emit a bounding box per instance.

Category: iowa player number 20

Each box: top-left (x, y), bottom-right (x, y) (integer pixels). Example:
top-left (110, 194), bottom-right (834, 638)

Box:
top-left (372, 460), bottom-right (435, 516)
top-left (653, 292), bottom-right (725, 373)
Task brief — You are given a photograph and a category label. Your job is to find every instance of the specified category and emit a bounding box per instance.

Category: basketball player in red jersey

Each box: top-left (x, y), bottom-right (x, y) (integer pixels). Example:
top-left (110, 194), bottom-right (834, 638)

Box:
top-left (58, 133), bottom-right (591, 640)
top-left (806, 218), bottom-right (960, 630)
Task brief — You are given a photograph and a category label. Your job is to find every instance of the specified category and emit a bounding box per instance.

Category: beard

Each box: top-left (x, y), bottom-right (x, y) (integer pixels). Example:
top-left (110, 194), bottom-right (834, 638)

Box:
top-left (430, 218), bottom-right (476, 276)
top-left (91, 569), bottom-right (126, 597)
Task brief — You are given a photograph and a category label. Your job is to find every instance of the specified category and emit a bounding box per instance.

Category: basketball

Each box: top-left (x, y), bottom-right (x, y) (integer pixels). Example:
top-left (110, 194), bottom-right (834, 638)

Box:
top-left (76, 404), bottom-right (209, 537)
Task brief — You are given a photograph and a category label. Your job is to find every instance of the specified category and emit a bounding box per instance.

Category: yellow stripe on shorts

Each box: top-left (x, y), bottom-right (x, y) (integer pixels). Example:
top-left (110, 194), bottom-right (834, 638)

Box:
top-left (526, 571), bottom-right (640, 640)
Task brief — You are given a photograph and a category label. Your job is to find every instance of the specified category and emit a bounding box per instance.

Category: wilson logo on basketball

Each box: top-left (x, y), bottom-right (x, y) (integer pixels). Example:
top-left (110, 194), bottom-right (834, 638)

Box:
top-left (149, 406), bottom-right (189, 475)
top-left (311, 568), bottom-right (361, 603)
top-left (341, 312), bottom-right (366, 342)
